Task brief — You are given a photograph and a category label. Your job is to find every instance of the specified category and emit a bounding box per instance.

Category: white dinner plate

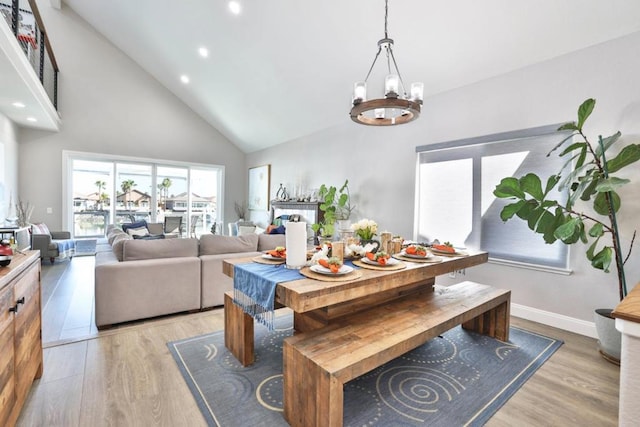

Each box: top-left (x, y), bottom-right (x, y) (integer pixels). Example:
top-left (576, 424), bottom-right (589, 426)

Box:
top-left (262, 253), bottom-right (285, 260)
top-left (310, 264), bottom-right (354, 275)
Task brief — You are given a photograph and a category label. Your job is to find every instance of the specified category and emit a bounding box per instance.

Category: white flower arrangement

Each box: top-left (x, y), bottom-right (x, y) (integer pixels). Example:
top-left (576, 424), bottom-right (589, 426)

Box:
top-left (351, 218), bottom-right (378, 240)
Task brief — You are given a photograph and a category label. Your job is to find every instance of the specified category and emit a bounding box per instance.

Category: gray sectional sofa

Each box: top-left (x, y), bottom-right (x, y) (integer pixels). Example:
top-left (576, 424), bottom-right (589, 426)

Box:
top-left (94, 228), bottom-right (285, 328)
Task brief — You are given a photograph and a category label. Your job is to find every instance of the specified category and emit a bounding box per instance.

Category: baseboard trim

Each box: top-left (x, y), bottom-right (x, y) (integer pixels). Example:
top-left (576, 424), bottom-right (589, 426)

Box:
top-left (511, 303), bottom-right (597, 338)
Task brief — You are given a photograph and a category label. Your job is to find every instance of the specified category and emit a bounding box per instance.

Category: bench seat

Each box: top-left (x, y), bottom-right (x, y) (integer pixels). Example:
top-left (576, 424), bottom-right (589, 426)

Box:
top-left (282, 280), bottom-right (510, 427)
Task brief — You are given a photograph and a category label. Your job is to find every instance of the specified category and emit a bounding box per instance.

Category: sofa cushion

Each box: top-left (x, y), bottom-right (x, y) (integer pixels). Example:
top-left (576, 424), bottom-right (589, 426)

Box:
top-left (123, 237), bottom-right (199, 261)
top-left (111, 233), bottom-right (132, 261)
top-left (257, 233), bottom-right (287, 252)
top-left (199, 234), bottom-right (259, 255)
top-left (31, 223), bottom-right (51, 236)
top-left (108, 228), bottom-right (127, 245)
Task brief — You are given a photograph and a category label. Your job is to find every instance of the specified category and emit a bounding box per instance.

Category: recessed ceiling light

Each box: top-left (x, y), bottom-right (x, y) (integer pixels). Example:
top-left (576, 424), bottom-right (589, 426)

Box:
top-left (229, 1), bottom-right (241, 15)
top-left (180, 75), bottom-right (190, 84)
top-left (26, 117), bottom-right (37, 122)
top-left (198, 47), bottom-right (209, 58)
top-left (12, 102), bottom-right (25, 108)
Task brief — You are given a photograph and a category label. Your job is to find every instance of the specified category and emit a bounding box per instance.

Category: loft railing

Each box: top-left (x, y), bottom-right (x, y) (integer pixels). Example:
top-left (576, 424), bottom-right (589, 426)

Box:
top-left (1, 0), bottom-right (59, 109)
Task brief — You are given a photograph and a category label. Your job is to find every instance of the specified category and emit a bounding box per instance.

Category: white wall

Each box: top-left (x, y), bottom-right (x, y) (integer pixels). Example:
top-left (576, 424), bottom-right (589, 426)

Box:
top-left (17, 2), bottom-right (246, 229)
top-left (0, 113), bottom-right (19, 221)
top-left (247, 32), bottom-right (640, 333)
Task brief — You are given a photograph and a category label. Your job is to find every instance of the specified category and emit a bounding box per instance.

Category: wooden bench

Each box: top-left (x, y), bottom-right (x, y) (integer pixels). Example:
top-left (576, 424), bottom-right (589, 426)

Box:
top-left (282, 280), bottom-right (511, 427)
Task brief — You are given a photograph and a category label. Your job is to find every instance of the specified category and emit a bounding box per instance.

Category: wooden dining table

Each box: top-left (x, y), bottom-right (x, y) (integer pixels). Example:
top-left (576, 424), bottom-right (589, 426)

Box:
top-left (223, 250), bottom-right (489, 366)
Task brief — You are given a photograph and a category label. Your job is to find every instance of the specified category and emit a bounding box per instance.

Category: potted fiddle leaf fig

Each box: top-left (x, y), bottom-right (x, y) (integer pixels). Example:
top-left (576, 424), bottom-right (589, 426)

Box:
top-left (493, 98), bottom-right (640, 363)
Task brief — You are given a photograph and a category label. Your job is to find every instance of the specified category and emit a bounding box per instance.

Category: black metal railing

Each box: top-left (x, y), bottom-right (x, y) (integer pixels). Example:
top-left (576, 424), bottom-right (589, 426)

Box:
top-left (2, 0), bottom-right (59, 109)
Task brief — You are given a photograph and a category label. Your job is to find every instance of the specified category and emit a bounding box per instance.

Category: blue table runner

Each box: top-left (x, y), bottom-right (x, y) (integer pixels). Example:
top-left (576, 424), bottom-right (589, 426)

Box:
top-left (233, 263), bottom-right (303, 330)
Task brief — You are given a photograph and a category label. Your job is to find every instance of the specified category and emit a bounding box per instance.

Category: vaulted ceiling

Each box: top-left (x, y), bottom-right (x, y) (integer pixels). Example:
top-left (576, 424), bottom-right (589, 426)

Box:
top-left (4, 1), bottom-right (640, 152)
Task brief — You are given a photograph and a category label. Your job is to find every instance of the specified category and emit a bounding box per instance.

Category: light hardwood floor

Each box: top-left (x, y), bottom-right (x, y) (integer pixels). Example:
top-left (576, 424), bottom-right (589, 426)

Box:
top-left (18, 257), bottom-right (620, 426)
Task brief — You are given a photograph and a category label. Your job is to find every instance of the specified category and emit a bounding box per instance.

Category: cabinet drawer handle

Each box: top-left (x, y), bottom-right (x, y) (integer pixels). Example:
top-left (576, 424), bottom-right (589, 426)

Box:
top-left (17, 296), bottom-right (25, 305)
top-left (9, 304), bottom-right (18, 314)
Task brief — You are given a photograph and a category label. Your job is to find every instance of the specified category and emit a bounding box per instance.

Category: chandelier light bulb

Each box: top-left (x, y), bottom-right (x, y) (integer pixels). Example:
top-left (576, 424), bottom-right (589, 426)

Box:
top-left (374, 108), bottom-right (385, 119)
top-left (384, 74), bottom-right (399, 98)
top-left (411, 82), bottom-right (424, 103)
top-left (353, 82), bottom-right (367, 103)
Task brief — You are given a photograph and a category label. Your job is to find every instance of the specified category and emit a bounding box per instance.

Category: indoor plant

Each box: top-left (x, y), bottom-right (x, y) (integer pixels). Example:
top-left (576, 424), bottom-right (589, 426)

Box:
top-left (493, 98), bottom-right (640, 362)
top-left (311, 179), bottom-right (354, 240)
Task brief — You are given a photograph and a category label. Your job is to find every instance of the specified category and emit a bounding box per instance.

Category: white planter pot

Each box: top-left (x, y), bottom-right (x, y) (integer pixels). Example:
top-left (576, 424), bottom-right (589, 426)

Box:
top-left (594, 308), bottom-right (621, 365)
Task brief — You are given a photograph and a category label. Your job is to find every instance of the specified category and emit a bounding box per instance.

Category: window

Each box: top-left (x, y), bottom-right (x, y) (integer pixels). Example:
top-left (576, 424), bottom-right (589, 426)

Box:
top-left (415, 125), bottom-right (571, 271)
top-left (64, 151), bottom-right (224, 238)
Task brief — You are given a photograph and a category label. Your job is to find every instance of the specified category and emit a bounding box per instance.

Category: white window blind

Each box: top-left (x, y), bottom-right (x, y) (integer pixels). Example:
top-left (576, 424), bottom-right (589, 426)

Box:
top-left (415, 124), bottom-right (571, 269)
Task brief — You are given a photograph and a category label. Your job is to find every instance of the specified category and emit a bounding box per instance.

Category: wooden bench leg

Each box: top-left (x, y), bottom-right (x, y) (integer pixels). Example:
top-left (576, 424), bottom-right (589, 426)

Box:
top-left (284, 340), bottom-right (344, 427)
top-left (224, 292), bottom-right (254, 366)
top-left (462, 297), bottom-right (511, 341)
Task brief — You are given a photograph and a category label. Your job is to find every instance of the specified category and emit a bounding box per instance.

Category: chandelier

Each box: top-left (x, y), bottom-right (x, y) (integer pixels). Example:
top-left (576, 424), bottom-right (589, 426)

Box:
top-left (350, 0), bottom-right (423, 126)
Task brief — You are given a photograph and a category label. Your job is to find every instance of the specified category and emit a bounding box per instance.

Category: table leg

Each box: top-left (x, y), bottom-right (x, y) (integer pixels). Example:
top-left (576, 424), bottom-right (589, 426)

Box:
top-left (462, 294), bottom-right (511, 341)
top-left (224, 292), bottom-right (255, 366)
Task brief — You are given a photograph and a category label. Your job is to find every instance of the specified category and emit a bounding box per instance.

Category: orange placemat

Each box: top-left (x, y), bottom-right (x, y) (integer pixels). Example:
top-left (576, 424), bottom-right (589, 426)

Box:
top-left (352, 259), bottom-right (407, 271)
top-left (299, 267), bottom-right (363, 282)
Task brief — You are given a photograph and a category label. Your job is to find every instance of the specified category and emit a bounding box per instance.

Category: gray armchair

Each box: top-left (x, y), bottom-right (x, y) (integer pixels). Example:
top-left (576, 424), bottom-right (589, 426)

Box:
top-left (30, 224), bottom-right (75, 263)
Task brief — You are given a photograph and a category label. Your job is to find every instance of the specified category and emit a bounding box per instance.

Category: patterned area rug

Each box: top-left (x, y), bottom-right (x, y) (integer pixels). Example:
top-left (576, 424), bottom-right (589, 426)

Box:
top-left (168, 315), bottom-right (562, 426)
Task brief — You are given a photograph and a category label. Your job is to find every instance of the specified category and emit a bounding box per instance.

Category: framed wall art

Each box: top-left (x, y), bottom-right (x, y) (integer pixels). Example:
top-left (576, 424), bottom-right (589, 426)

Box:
top-left (248, 164), bottom-right (270, 211)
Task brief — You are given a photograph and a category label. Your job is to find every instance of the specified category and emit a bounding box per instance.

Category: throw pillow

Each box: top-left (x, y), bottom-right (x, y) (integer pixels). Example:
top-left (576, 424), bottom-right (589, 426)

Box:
top-left (268, 225), bottom-right (286, 234)
top-left (126, 226), bottom-right (149, 237)
top-left (122, 220), bottom-right (148, 233)
top-left (132, 234), bottom-right (165, 240)
top-left (31, 223), bottom-right (51, 236)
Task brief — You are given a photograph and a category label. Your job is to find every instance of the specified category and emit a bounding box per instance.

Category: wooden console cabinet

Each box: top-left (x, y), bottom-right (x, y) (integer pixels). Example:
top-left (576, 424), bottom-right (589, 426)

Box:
top-left (0, 251), bottom-right (43, 427)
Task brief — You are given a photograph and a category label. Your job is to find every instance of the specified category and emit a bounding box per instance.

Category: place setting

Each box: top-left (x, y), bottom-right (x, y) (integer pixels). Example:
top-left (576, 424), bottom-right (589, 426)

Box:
top-left (252, 246), bottom-right (287, 265)
top-left (393, 244), bottom-right (443, 263)
top-left (301, 241), bottom-right (363, 281)
top-left (353, 251), bottom-right (406, 271)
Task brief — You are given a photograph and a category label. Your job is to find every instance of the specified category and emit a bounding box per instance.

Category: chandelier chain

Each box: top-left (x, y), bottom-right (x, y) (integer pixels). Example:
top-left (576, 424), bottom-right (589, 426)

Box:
top-left (384, 0), bottom-right (389, 39)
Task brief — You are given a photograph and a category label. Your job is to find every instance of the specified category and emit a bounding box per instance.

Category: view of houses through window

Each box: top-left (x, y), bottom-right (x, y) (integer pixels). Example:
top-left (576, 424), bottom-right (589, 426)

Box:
top-left (66, 153), bottom-right (223, 239)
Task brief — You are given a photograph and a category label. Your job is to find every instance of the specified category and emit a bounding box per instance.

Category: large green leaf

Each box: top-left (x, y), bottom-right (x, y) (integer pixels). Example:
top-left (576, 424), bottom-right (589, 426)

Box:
top-left (493, 177), bottom-right (525, 199)
top-left (588, 222), bottom-right (605, 238)
top-left (586, 238), bottom-right (601, 261)
top-left (557, 122), bottom-right (579, 132)
top-left (543, 175), bottom-right (560, 195)
top-left (606, 144), bottom-right (640, 173)
top-left (559, 142), bottom-right (587, 157)
top-left (594, 190), bottom-right (620, 215)
top-left (500, 201), bottom-right (526, 221)
top-left (520, 173), bottom-right (543, 200)
top-left (580, 175), bottom-right (600, 201)
top-left (591, 246), bottom-right (613, 272)
top-left (596, 177), bottom-right (631, 192)
top-left (554, 217), bottom-right (583, 244)
top-left (595, 132), bottom-right (621, 157)
top-left (535, 209), bottom-right (556, 235)
top-left (577, 98), bottom-right (596, 129)
top-left (527, 207), bottom-right (545, 231)
top-left (542, 209), bottom-right (563, 243)
top-left (516, 200), bottom-right (539, 223)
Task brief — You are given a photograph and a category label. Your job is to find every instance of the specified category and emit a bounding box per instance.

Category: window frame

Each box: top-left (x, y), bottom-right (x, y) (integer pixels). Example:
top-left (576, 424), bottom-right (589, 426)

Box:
top-left (62, 150), bottom-right (225, 238)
